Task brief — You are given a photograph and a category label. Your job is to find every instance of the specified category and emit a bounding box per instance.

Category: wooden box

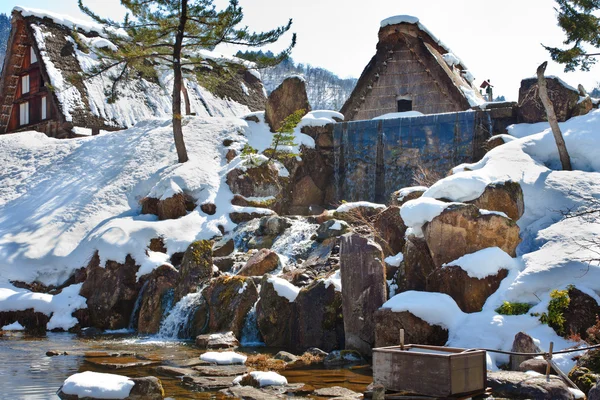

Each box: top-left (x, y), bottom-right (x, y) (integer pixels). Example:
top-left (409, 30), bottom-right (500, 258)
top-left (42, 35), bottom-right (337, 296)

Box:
top-left (372, 344), bottom-right (487, 398)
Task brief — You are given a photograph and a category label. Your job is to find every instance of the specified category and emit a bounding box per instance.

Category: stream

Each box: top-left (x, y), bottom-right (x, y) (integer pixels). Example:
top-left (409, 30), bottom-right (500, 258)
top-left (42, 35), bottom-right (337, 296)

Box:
top-left (0, 331), bottom-right (372, 399)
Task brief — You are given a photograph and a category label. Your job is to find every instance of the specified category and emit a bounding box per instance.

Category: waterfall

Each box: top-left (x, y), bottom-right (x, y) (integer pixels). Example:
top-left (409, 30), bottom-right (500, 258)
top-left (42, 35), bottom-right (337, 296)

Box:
top-left (270, 218), bottom-right (319, 267)
top-left (157, 289), bottom-right (205, 339)
top-left (128, 280), bottom-right (149, 331)
top-left (240, 300), bottom-right (264, 347)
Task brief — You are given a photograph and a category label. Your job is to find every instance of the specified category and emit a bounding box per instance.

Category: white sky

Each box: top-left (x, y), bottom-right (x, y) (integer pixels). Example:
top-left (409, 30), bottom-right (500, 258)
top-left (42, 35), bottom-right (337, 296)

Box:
top-left (3, 0), bottom-right (599, 101)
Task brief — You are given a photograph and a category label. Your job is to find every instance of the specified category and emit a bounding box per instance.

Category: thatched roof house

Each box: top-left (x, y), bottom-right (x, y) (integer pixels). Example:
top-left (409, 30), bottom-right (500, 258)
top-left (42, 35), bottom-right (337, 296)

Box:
top-left (340, 15), bottom-right (485, 121)
top-left (0, 7), bottom-right (266, 138)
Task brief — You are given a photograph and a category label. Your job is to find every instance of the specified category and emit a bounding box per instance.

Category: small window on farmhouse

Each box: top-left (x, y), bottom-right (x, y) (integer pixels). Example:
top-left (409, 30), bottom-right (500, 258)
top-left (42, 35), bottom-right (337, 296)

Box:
top-left (22, 75), bottom-right (30, 94)
top-left (397, 95), bottom-right (412, 112)
top-left (41, 96), bottom-right (47, 120)
top-left (20, 102), bottom-right (29, 126)
top-left (30, 47), bottom-right (37, 64)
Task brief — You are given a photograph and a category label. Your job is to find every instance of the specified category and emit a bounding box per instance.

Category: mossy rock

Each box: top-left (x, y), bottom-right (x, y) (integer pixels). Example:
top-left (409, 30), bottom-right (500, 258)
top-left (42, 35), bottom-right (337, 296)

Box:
top-left (174, 240), bottom-right (213, 302)
top-left (569, 366), bottom-right (600, 394)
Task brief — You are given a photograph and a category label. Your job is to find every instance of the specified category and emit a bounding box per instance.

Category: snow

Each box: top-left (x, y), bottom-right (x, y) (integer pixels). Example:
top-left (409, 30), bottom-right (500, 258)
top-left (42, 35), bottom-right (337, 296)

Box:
top-left (460, 85), bottom-right (486, 107)
top-left (381, 291), bottom-right (465, 331)
top-left (0, 283), bottom-right (87, 330)
top-left (267, 276), bottom-right (300, 302)
top-left (400, 197), bottom-right (458, 237)
top-left (372, 111), bottom-right (424, 120)
top-left (335, 201), bottom-right (386, 213)
top-left (200, 351), bottom-right (247, 365)
top-left (323, 270), bottom-right (342, 292)
top-left (240, 83), bottom-right (249, 96)
top-left (569, 388), bottom-right (586, 399)
top-left (233, 371), bottom-right (288, 387)
top-left (380, 15), bottom-right (420, 27)
top-left (443, 247), bottom-right (515, 279)
top-left (442, 53), bottom-right (460, 67)
top-left (1, 321), bottom-right (24, 331)
top-left (461, 70), bottom-right (475, 84)
top-left (60, 371), bottom-right (134, 399)
top-left (396, 186), bottom-right (428, 202)
top-left (384, 252), bottom-right (404, 267)
top-left (329, 221), bottom-right (344, 230)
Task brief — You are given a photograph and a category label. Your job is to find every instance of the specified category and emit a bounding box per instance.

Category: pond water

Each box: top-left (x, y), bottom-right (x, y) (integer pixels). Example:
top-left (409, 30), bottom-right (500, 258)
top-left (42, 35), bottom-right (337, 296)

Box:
top-left (0, 331), bottom-right (372, 399)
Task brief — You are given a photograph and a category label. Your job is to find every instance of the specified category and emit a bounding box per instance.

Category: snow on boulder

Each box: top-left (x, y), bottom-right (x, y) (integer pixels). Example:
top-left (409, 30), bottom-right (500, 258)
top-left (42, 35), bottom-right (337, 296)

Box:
top-left (267, 276), bottom-right (300, 302)
top-left (400, 197), bottom-right (459, 237)
top-left (200, 351), bottom-right (247, 365)
top-left (233, 371), bottom-right (288, 387)
top-left (58, 371), bottom-right (134, 399)
top-left (442, 247), bottom-right (515, 279)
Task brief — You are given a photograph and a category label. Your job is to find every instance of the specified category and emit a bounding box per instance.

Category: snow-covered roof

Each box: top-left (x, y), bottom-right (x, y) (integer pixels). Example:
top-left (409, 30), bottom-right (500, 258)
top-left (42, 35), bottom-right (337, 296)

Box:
top-left (9, 7), bottom-right (266, 131)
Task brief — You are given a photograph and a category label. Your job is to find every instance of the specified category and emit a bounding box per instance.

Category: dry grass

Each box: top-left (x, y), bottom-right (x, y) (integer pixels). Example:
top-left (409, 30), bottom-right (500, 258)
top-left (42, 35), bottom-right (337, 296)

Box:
top-left (245, 354), bottom-right (287, 372)
top-left (412, 165), bottom-right (443, 187)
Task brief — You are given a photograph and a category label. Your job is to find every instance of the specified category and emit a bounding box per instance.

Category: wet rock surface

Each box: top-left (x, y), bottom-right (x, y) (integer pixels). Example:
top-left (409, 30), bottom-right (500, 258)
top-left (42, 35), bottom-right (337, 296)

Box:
top-left (195, 331), bottom-right (240, 349)
top-left (486, 370), bottom-right (575, 399)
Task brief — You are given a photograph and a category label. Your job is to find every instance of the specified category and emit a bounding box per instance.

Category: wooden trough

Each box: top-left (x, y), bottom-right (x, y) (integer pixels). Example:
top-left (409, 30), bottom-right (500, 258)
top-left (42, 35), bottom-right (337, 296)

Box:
top-left (372, 344), bottom-right (487, 398)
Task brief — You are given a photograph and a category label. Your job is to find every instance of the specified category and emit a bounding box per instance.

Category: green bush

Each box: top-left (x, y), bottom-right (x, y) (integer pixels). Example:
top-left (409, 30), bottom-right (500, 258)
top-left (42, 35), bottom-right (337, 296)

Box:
top-left (538, 286), bottom-right (572, 335)
top-left (495, 301), bottom-right (532, 315)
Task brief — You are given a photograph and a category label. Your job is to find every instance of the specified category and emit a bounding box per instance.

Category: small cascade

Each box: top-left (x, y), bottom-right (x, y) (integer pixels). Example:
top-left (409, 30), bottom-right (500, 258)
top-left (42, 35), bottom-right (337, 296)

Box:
top-left (157, 289), bottom-right (205, 339)
top-left (128, 280), bottom-right (149, 331)
top-left (240, 300), bottom-right (264, 347)
top-left (270, 217), bottom-right (319, 267)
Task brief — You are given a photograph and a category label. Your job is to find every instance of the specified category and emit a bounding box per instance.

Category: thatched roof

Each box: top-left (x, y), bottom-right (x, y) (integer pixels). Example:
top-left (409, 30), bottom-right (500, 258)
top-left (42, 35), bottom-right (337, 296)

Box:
top-left (341, 16), bottom-right (485, 121)
top-left (7, 7), bottom-right (266, 132)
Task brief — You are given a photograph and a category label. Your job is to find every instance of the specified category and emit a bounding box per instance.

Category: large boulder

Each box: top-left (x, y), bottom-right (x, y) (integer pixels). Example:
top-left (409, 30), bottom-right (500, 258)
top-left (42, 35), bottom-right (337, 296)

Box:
top-left (57, 375), bottom-right (164, 400)
top-left (264, 76), bottom-right (310, 132)
top-left (426, 266), bottom-right (508, 313)
top-left (423, 204), bottom-right (520, 268)
top-left (517, 77), bottom-right (580, 123)
top-left (137, 264), bottom-right (179, 334)
top-left (258, 215), bottom-right (290, 236)
top-left (374, 308), bottom-right (448, 347)
top-left (291, 176), bottom-right (323, 207)
top-left (470, 181), bottom-right (524, 221)
top-left (373, 206), bottom-right (407, 256)
top-left (402, 235), bottom-right (436, 292)
top-left (340, 234), bottom-right (386, 356)
top-left (256, 275), bottom-right (295, 347)
top-left (174, 240), bottom-right (213, 303)
top-left (589, 382), bottom-right (600, 400)
top-left (0, 309), bottom-right (50, 334)
top-left (568, 366), bottom-right (599, 394)
top-left (140, 192), bottom-right (193, 221)
top-left (212, 238), bottom-right (234, 257)
top-left (195, 331), bottom-right (239, 349)
top-left (510, 332), bottom-right (540, 371)
top-left (315, 220), bottom-right (349, 242)
top-left (487, 370), bottom-right (575, 399)
top-left (237, 249), bottom-right (280, 276)
top-left (390, 187), bottom-right (426, 207)
top-left (226, 163), bottom-right (283, 200)
top-left (563, 287), bottom-right (600, 340)
top-left (203, 276), bottom-right (258, 338)
top-left (294, 280), bottom-right (344, 353)
top-left (79, 253), bottom-right (142, 330)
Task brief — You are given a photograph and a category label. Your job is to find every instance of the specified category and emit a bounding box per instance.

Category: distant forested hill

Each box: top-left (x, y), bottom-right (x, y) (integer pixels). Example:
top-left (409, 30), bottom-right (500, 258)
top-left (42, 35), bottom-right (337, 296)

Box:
top-left (0, 13), bottom-right (10, 72)
top-left (237, 50), bottom-right (357, 111)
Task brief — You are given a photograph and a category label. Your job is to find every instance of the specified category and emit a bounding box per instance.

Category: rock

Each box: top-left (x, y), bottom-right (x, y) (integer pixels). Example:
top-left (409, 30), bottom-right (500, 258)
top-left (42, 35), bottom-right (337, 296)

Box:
top-left (510, 332), bottom-right (540, 371)
top-left (77, 327), bottom-right (102, 337)
top-left (517, 76), bottom-right (580, 123)
top-left (519, 358), bottom-right (551, 374)
top-left (225, 149), bottom-right (237, 163)
top-left (423, 203), bottom-right (520, 268)
top-left (220, 385), bottom-right (284, 399)
top-left (486, 135), bottom-right (508, 152)
top-left (373, 206), bottom-right (407, 256)
top-left (264, 76), bottom-right (310, 132)
top-left (313, 386), bottom-right (363, 398)
top-left (226, 163), bottom-right (282, 199)
top-left (182, 375), bottom-right (234, 391)
top-left (390, 187), bottom-right (426, 207)
top-left (247, 235), bottom-right (275, 250)
top-left (193, 365), bottom-right (248, 377)
top-left (0, 309), bottom-right (50, 334)
top-left (487, 370), bottom-right (575, 399)
top-left (213, 256), bottom-right (235, 272)
top-left (140, 192), bottom-right (190, 220)
top-left (230, 211), bottom-right (273, 224)
top-left (238, 249), bottom-right (280, 276)
top-left (426, 266), bottom-right (508, 313)
top-left (563, 287), bottom-right (600, 340)
top-left (291, 176), bottom-right (323, 207)
top-left (256, 275), bottom-right (295, 347)
top-left (57, 376), bottom-right (164, 400)
top-left (323, 350), bottom-right (364, 367)
top-left (301, 238), bottom-right (338, 272)
top-left (46, 350), bottom-right (68, 356)
top-left (470, 181), bottom-right (524, 221)
top-left (137, 265), bottom-right (179, 334)
top-left (148, 238), bottom-right (167, 253)
top-left (374, 308), bottom-right (448, 347)
top-left (258, 215), bottom-right (290, 236)
top-left (572, 95), bottom-right (594, 117)
top-left (195, 331), bottom-right (239, 349)
top-left (590, 382), bottom-right (600, 400)
top-left (568, 366), bottom-right (600, 394)
top-left (84, 358), bottom-right (160, 369)
top-left (315, 220), bottom-right (349, 241)
top-left (79, 253), bottom-right (141, 330)
top-left (173, 240), bottom-right (213, 303)
top-left (402, 235), bottom-right (436, 291)
top-left (340, 234), bottom-right (386, 356)
top-left (294, 280), bottom-right (344, 353)
top-left (200, 203), bottom-right (216, 215)
top-left (333, 203), bottom-right (385, 222)
top-left (174, 358), bottom-right (211, 368)
top-left (305, 347), bottom-right (328, 357)
top-left (155, 366), bottom-right (197, 377)
top-left (204, 276), bottom-right (258, 338)
top-left (576, 348), bottom-right (600, 373)
top-left (274, 351), bottom-right (298, 363)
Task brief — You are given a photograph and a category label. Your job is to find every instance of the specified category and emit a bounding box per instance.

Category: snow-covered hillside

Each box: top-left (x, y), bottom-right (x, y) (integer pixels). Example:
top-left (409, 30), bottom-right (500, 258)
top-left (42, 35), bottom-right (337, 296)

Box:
top-left (389, 109), bottom-right (600, 373)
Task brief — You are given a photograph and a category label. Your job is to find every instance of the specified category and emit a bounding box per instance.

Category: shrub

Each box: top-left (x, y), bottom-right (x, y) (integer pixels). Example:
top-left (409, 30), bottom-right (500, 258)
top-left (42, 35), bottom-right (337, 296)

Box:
top-left (495, 301), bottom-right (532, 315)
top-left (538, 286), bottom-right (572, 335)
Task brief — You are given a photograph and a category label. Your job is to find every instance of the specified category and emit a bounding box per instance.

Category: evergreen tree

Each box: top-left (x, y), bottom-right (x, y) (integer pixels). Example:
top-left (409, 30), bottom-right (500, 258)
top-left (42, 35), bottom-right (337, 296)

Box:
top-left (265, 108), bottom-right (304, 163)
top-left (0, 13), bottom-right (11, 72)
top-left (544, 0), bottom-right (600, 71)
top-left (78, 0), bottom-right (295, 163)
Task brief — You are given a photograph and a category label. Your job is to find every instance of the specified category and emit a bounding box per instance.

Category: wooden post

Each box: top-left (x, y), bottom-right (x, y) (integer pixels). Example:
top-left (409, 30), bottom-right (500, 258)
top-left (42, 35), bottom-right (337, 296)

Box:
top-left (545, 341), bottom-right (553, 381)
top-left (400, 328), bottom-right (405, 350)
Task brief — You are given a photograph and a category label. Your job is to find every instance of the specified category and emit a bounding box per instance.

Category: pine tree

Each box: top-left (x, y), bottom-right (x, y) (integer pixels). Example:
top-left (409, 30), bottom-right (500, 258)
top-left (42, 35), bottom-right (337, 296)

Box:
top-left (265, 108), bottom-right (305, 163)
top-left (78, 0), bottom-right (295, 163)
top-left (544, 0), bottom-right (600, 72)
